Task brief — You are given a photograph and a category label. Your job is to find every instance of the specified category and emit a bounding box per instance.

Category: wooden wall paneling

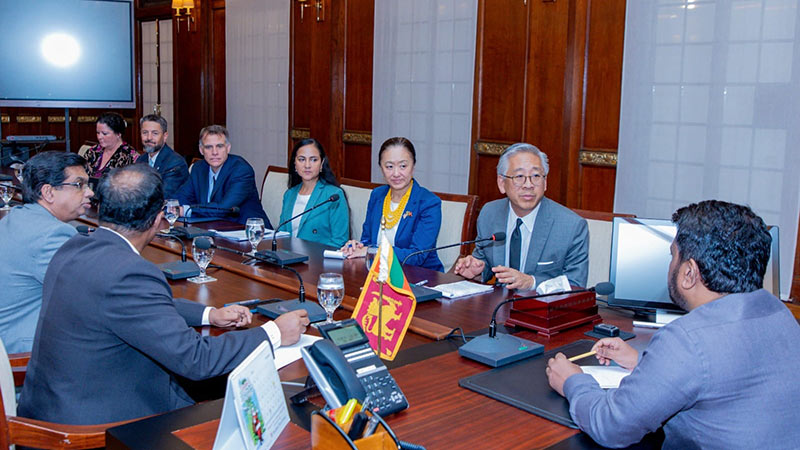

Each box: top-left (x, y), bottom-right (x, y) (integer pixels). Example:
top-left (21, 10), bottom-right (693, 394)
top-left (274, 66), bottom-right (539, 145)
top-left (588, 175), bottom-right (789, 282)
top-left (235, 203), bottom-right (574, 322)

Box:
top-left (561, 0), bottom-right (588, 208)
top-left (524, 0), bottom-right (572, 204)
top-left (576, 0), bottom-right (626, 212)
top-left (210, 1), bottom-right (226, 126)
top-left (342, 0), bottom-right (374, 181)
top-left (290, 1), bottom-right (315, 163)
top-left (468, 0), bottom-right (530, 209)
top-left (326, 0), bottom-right (347, 175)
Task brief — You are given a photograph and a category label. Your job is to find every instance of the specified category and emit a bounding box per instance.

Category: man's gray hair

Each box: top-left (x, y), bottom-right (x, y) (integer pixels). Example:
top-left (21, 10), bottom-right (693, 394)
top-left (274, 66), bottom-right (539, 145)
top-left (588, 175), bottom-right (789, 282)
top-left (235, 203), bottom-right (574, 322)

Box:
top-left (497, 143), bottom-right (550, 177)
top-left (139, 114), bottom-right (168, 133)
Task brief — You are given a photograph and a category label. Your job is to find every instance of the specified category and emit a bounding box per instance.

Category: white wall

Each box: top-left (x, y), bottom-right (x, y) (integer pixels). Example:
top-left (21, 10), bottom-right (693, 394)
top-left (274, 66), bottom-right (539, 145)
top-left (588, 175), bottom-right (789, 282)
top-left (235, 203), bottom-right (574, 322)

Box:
top-left (615, 0), bottom-right (800, 298)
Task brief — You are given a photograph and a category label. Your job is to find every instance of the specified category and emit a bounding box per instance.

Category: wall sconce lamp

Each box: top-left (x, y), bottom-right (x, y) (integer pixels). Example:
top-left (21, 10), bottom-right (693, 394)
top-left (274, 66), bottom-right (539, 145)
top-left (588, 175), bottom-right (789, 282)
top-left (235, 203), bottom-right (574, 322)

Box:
top-left (172, 0), bottom-right (196, 32)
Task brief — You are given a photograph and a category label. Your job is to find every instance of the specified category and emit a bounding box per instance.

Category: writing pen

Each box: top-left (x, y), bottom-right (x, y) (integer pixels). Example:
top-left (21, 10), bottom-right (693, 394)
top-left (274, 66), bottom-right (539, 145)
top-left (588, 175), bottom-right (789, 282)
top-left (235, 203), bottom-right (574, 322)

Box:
top-left (224, 298), bottom-right (280, 308)
top-left (414, 280), bottom-right (428, 287)
top-left (568, 350), bottom-right (596, 362)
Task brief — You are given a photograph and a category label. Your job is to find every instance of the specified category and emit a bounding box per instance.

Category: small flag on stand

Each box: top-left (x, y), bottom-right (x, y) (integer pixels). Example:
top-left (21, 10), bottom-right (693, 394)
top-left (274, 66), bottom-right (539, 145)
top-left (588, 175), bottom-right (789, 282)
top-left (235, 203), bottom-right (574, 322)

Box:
top-left (351, 232), bottom-right (416, 360)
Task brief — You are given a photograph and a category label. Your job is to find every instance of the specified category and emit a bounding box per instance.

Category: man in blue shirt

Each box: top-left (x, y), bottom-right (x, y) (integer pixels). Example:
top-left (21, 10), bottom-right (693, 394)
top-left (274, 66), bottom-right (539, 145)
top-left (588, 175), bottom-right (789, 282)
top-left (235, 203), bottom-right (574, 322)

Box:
top-left (0, 152), bottom-right (94, 352)
top-left (546, 200), bottom-right (800, 449)
top-left (175, 125), bottom-right (270, 226)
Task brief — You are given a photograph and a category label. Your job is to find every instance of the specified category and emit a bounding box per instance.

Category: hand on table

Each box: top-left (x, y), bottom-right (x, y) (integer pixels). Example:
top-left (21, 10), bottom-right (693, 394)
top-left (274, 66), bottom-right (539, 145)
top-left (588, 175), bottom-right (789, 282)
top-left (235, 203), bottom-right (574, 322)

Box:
top-left (209, 305), bottom-right (252, 328)
top-left (592, 337), bottom-right (639, 370)
top-left (274, 309), bottom-right (310, 346)
top-left (492, 265), bottom-right (534, 290)
top-left (545, 352), bottom-right (583, 397)
top-left (453, 255), bottom-right (485, 280)
top-left (340, 240), bottom-right (366, 259)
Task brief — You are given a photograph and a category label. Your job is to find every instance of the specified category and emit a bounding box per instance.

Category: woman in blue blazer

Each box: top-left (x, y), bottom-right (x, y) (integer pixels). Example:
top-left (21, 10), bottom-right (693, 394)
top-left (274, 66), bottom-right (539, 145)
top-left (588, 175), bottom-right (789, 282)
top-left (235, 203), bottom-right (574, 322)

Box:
top-left (278, 138), bottom-right (349, 248)
top-left (341, 137), bottom-right (443, 272)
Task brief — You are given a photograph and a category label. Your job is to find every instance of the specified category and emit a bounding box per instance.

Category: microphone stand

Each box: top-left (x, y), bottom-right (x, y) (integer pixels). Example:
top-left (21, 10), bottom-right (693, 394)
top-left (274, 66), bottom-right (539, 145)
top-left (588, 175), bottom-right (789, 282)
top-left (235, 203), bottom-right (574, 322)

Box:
top-left (260, 195), bottom-right (338, 266)
top-left (154, 233), bottom-right (201, 279)
top-left (400, 235), bottom-right (499, 266)
top-left (209, 241), bottom-right (325, 322)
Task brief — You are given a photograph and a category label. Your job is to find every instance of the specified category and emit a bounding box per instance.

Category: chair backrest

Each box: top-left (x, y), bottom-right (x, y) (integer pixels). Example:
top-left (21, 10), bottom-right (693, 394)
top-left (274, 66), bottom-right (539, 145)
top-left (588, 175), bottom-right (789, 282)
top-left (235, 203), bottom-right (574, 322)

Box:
top-left (571, 209), bottom-right (636, 289)
top-left (340, 178), bottom-right (478, 271)
top-left (0, 337), bottom-right (15, 419)
top-left (77, 145), bottom-right (92, 158)
top-left (339, 178), bottom-right (380, 241)
top-left (260, 166), bottom-right (289, 228)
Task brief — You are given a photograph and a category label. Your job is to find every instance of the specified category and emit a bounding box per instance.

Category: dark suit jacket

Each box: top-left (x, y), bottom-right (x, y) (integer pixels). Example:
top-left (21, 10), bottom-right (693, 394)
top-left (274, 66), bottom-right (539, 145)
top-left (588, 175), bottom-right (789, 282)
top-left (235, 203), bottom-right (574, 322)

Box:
top-left (17, 228), bottom-right (268, 425)
top-left (136, 145), bottom-right (189, 199)
top-left (360, 180), bottom-right (444, 272)
top-left (473, 197), bottom-right (589, 287)
top-left (175, 154), bottom-right (270, 226)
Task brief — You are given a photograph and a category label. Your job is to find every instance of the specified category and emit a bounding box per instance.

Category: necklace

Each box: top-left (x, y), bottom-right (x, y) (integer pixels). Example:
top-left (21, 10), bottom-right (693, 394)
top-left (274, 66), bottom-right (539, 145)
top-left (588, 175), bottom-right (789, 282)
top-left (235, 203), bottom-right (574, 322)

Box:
top-left (382, 180), bottom-right (413, 229)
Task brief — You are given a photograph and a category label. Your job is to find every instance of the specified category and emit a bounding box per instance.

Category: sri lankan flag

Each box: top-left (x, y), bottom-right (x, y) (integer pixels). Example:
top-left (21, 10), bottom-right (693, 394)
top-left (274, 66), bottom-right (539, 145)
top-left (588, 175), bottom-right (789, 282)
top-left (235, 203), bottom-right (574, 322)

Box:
top-left (351, 233), bottom-right (416, 360)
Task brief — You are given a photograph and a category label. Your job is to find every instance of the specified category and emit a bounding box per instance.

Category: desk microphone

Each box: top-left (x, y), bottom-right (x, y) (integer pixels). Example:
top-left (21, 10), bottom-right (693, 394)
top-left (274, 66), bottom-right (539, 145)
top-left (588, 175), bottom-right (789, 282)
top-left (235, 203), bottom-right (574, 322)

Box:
top-left (75, 225), bottom-right (95, 235)
top-left (459, 282), bottom-right (615, 367)
top-left (187, 204), bottom-right (240, 215)
top-left (258, 194), bottom-right (340, 266)
top-left (194, 238), bottom-right (326, 322)
top-left (400, 232), bottom-right (506, 266)
top-left (154, 233), bottom-right (200, 280)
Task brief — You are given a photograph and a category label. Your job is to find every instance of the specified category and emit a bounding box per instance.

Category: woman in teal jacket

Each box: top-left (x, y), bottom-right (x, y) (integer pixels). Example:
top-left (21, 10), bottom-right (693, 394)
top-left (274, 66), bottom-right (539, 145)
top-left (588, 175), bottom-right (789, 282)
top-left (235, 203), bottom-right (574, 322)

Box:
top-left (278, 138), bottom-right (349, 247)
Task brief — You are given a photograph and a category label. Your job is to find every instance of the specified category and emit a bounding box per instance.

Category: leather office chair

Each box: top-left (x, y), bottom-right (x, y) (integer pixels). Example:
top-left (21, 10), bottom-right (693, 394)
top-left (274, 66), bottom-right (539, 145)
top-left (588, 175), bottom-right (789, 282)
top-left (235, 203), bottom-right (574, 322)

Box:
top-left (0, 337), bottom-right (138, 449)
top-left (260, 165), bottom-right (289, 227)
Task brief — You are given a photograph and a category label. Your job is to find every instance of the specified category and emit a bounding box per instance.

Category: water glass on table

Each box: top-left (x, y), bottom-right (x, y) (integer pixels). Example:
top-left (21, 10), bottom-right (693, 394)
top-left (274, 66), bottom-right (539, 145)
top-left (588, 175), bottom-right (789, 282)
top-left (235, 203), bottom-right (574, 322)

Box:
top-left (318, 273), bottom-right (345, 324)
top-left (163, 199), bottom-right (180, 232)
top-left (189, 236), bottom-right (217, 283)
top-left (365, 245), bottom-right (379, 272)
top-left (245, 217), bottom-right (265, 255)
top-left (0, 184), bottom-right (13, 210)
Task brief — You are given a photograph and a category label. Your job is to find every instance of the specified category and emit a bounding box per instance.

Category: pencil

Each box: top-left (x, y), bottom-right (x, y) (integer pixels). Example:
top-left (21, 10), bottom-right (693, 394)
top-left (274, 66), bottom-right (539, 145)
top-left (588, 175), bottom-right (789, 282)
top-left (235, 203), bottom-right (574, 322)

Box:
top-left (568, 350), bottom-right (596, 362)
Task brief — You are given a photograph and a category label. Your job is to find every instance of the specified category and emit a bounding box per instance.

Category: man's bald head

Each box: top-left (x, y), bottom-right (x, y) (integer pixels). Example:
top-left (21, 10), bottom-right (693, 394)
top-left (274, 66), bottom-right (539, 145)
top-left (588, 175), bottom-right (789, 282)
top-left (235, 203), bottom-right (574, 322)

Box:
top-left (97, 164), bottom-right (164, 232)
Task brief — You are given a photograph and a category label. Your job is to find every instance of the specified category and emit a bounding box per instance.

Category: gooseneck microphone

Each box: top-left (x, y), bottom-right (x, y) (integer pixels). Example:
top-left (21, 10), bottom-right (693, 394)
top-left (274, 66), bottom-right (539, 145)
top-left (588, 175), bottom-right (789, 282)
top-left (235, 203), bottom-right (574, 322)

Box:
top-left (76, 225), bottom-right (95, 235)
top-left (458, 282), bottom-right (615, 367)
top-left (195, 238), bottom-right (325, 322)
top-left (259, 194), bottom-right (340, 266)
top-left (154, 233), bottom-right (201, 279)
top-left (400, 232), bottom-right (506, 266)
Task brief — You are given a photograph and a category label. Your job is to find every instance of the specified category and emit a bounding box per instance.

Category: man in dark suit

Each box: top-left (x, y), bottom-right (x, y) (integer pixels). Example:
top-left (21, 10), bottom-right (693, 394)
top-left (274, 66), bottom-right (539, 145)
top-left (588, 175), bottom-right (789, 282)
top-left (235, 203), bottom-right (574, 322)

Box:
top-left (18, 164), bottom-right (308, 425)
top-left (135, 114), bottom-right (189, 198)
top-left (454, 143), bottom-right (588, 289)
top-left (175, 125), bottom-right (271, 226)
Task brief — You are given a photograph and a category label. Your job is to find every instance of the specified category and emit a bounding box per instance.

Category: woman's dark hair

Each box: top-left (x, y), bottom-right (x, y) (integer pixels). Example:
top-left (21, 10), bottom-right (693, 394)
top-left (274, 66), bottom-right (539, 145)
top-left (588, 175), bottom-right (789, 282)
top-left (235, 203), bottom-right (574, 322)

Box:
top-left (96, 112), bottom-right (126, 136)
top-left (97, 164), bottom-right (164, 232)
top-left (288, 138), bottom-right (340, 188)
top-left (21, 151), bottom-right (87, 203)
top-left (378, 137), bottom-right (416, 165)
top-left (672, 200), bottom-right (771, 294)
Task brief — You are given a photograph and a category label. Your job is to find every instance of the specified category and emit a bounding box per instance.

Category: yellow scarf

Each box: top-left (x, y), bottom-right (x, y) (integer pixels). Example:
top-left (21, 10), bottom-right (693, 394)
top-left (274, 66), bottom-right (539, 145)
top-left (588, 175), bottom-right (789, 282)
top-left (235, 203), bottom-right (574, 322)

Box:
top-left (382, 180), bottom-right (413, 229)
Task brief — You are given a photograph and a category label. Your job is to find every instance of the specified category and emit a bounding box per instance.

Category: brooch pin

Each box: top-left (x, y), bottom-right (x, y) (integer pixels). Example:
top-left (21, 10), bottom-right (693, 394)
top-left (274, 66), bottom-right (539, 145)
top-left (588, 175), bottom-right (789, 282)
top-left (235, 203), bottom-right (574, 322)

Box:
top-left (403, 211), bottom-right (413, 219)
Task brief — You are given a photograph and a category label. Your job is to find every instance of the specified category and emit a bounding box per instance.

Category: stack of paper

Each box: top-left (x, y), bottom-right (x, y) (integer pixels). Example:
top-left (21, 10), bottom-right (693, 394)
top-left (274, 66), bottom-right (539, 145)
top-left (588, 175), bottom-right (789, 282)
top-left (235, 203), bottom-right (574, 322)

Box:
top-left (434, 280), bottom-right (494, 299)
top-left (579, 366), bottom-right (631, 388)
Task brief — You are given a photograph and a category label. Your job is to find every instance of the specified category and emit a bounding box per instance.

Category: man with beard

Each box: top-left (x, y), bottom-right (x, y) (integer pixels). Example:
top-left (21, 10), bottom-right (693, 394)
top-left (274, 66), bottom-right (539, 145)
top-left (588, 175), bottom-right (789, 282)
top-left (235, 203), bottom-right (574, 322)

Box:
top-left (545, 200), bottom-right (800, 449)
top-left (136, 114), bottom-right (189, 198)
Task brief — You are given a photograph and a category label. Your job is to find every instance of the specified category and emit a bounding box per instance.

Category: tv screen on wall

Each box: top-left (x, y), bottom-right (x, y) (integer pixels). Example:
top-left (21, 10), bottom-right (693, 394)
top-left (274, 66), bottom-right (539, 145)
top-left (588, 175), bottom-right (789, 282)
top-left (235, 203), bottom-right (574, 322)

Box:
top-left (0, 0), bottom-right (135, 108)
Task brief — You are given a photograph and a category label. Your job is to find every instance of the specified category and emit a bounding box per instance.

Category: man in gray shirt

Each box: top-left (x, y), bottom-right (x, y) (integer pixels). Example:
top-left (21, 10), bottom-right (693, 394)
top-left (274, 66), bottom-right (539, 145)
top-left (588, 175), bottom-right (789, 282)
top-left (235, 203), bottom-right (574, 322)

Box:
top-left (0, 152), bottom-right (94, 353)
top-left (546, 200), bottom-right (800, 449)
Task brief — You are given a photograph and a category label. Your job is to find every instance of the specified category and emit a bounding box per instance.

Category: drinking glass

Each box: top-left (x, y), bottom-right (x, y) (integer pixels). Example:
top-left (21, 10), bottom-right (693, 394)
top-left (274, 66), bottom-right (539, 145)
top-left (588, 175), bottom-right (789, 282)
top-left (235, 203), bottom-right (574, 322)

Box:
top-left (10, 163), bottom-right (23, 183)
top-left (365, 245), bottom-right (379, 272)
top-left (0, 184), bottom-right (12, 210)
top-left (318, 273), bottom-right (345, 324)
top-left (164, 199), bottom-right (180, 232)
top-left (245, 218), bottom-right (265, 255)
top-left (189, 236), bottom-right (217, 283)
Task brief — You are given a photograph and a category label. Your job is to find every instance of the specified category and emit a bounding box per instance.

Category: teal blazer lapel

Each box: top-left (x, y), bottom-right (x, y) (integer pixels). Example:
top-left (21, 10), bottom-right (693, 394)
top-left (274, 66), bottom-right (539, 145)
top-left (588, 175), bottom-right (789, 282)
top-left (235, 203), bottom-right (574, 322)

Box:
top-left (525, 199), bottom-right (553, 274)
top-left (298, 181), bottom-right (326, 233)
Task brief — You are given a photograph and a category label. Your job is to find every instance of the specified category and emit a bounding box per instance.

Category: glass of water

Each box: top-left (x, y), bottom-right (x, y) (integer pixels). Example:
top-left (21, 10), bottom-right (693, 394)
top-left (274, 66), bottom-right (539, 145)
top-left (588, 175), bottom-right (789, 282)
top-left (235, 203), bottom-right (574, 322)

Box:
top-left (365, 245), bottom-right (379, 272)
top-left (189, 236), bottom-right (216, 283)
top-left (318, 272), bottom-right (345, 324)
top-left (164, 199), bottom-right (180, 232)
top-left (245, 217), bottom-right (265, 255)
top-left (0, 184), bottom-right (12, 210)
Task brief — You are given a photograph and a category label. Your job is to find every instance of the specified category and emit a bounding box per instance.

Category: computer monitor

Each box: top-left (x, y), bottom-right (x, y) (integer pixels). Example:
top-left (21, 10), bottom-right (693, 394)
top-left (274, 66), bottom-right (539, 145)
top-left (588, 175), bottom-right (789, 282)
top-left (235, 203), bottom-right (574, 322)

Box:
top-left (607, 217), bottom-right (780, 321)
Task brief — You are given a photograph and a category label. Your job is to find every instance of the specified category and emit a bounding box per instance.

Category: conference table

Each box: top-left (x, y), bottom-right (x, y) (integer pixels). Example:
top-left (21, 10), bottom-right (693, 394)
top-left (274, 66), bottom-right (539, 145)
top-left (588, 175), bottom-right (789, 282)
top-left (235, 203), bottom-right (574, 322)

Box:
top-left (71, 217), bottom-right (662, 450)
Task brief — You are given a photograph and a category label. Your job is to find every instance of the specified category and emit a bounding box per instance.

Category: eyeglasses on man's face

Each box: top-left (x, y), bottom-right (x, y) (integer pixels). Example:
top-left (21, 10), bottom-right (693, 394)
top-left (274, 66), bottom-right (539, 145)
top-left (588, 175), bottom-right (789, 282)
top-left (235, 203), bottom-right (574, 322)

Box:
top-left (500, 173), bottom-right (545, 187)
top-left (53, 180), bottom-right (91, 191)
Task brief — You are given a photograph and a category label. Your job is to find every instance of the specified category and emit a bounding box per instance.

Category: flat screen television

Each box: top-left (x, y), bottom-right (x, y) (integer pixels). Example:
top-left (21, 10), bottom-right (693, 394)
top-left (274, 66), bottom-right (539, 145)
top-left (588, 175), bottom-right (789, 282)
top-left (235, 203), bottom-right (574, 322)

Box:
top-left (607, 217), bottom-right (780, 320)
top-left (0, 0), bottom-right (135, 108)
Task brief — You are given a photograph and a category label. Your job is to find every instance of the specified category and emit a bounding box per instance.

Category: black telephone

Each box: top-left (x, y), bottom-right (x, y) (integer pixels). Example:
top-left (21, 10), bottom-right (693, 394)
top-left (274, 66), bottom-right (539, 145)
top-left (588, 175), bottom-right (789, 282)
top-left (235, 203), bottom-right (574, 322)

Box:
top-left (301, 319), bottom-right (409, 416)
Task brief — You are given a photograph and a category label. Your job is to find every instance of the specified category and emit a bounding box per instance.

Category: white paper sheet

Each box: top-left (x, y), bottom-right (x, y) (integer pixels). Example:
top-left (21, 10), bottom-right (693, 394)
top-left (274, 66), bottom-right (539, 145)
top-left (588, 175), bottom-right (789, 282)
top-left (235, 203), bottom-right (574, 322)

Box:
top-left (580, 366), bottom-right (632, 389)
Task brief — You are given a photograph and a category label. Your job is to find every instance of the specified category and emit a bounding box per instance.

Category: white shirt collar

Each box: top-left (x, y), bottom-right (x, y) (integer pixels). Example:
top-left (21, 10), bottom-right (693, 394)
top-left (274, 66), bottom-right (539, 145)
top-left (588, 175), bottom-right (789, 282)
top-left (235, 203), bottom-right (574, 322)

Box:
top-left (99, 226), bottom-right (140, 255)
top-left (507, 201), bottom-right (541, 233)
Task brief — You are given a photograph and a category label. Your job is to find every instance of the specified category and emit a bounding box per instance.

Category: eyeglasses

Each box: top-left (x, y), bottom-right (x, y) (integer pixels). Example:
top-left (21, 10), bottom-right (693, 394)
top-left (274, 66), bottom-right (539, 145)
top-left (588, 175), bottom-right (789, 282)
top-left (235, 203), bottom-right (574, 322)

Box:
top-left (500, 173), bottom-right (545, 187)
top-left (53, 180), bottom-right (91, 191)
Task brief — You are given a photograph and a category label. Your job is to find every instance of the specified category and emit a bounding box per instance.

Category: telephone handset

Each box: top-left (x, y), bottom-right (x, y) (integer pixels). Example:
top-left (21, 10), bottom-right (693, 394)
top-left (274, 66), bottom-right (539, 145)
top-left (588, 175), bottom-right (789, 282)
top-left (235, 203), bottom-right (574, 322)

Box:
top-left (301, 319), bottom-right (409, 416)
